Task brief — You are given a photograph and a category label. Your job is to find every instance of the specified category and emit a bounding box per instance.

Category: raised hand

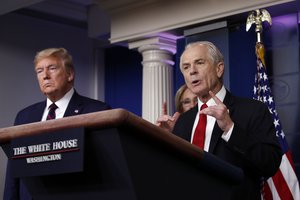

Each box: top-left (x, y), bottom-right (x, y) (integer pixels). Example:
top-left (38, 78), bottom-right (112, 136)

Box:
top-left (200, 91), bottom-right (233, 133)
top-left (155, 102), bottom-right (180, 132)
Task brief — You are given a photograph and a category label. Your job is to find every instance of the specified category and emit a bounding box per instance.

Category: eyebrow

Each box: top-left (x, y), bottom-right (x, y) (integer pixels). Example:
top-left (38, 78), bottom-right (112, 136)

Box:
top-left (36, 64), bottom-right (56, 69)
top-left (194, 58), bottom-right (205, 62)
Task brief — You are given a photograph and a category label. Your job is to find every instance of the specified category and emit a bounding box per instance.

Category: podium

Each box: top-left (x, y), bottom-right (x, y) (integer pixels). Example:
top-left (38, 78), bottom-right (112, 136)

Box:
top-left (0, 109), bottom-right (243, 200)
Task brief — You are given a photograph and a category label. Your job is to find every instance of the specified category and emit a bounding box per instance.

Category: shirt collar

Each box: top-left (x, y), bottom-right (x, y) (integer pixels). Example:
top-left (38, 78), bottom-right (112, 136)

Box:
top-left (46, 88), bottom-right (74, 110)
top-left (197, 85), bottom-right (226, 110)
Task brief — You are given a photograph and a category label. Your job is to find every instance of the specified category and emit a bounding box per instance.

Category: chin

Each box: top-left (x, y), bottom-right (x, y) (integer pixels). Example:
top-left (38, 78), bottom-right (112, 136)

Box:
top-left (43, 90), bottom-right (55, 96)
top-left (190, 87), bottom-right (201, 94)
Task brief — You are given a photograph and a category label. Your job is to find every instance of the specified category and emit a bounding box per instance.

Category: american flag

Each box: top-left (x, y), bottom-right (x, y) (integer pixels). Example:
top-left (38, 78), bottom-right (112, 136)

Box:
top-left (253, 42), bottom-right (300, 200)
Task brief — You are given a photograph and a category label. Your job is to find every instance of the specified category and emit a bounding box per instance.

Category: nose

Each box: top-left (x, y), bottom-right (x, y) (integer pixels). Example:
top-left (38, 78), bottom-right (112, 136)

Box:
top-left (189, 64), bottom-right (197, 75)
top-left (41, 69), bottom-right (50, 80)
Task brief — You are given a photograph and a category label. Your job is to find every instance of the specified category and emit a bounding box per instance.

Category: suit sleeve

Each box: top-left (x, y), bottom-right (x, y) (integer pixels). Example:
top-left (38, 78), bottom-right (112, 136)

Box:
top-left (227, 101), bottom-right (282, 178)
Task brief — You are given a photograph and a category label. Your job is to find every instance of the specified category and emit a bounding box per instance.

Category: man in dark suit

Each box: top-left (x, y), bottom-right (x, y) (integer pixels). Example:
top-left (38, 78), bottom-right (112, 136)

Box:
top-left (4, 47), bottom-right (111, 200)
top-left (156, 41), bottom-right (282, 199)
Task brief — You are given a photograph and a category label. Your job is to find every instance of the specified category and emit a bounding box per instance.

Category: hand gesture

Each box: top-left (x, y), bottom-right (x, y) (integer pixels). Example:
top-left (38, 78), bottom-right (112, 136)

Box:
top-left (155, 102), bottom-right (180, 132)
top-left (200, 91), bottom-right (233, 133)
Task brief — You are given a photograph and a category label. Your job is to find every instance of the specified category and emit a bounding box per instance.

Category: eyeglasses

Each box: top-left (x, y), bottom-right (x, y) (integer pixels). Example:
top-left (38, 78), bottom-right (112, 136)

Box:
top-left (181, 97), bottom-right (198, 106)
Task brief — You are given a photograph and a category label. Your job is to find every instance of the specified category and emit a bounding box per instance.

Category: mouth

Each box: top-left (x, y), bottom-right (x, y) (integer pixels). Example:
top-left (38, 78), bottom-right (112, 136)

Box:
top-left (43, 83), bottom-right (52, 88)
top-left (191, 79), bottom-right (200, 86)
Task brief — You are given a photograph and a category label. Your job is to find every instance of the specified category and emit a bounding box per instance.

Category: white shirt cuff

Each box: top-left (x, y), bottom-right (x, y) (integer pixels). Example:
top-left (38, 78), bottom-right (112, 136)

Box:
top-left (221, 123), bottom-right (234, 142)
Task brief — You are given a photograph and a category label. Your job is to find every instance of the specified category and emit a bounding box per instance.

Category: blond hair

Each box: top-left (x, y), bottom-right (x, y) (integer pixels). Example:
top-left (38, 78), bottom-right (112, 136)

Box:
top-left (175, 84), bottom-right (189, 113)
top-left (34, 48), bottom-right (74, 72)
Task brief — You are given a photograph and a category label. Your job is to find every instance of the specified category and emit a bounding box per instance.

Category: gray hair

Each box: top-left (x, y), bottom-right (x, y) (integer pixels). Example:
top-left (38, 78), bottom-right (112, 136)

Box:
top-left (180, 41), bottom-right (224, 67)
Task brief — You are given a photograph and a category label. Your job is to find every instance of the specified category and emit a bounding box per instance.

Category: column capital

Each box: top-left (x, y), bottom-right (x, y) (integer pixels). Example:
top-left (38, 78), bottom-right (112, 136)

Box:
top-left (128, 36), bottom-right (177, 55)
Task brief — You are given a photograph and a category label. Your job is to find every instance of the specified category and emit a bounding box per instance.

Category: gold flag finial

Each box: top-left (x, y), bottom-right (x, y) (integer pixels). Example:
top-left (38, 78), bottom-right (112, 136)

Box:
top-left (255, 42), bottom-right (266, 67)
top-left (246, 9), bottom-right (272, 43)
top-left (246, 9), bottom-right (272, 67)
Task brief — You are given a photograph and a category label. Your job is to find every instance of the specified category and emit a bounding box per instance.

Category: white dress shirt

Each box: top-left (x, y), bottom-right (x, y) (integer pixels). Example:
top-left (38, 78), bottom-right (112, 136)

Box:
top-left (41, 88), bottom-right (74, 121)
top-left (190, 86), bottom-right (234, 151)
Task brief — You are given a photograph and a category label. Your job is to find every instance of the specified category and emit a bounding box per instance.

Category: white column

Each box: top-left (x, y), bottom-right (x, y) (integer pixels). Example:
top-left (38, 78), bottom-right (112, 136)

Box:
top-left (129, 37), bottom-right (177, 123)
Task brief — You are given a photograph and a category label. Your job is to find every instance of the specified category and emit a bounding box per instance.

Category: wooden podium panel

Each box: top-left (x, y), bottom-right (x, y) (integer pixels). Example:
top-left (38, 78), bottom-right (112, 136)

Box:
top-left (0, 109), bottom-right (243, 200)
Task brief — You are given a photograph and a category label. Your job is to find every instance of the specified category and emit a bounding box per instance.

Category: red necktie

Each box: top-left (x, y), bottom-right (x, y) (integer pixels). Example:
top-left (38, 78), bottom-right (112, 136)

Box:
top-left (46, 103), bottom-right (58, 120)
top-left (192, 103), bottom-right (208, 149)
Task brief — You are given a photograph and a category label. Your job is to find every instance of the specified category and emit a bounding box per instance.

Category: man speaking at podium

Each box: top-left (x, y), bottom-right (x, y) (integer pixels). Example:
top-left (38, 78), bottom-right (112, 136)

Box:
top-left (156, 41), bottom-right (282, 199)
top-left (4, 47), bottom-right (111, 200)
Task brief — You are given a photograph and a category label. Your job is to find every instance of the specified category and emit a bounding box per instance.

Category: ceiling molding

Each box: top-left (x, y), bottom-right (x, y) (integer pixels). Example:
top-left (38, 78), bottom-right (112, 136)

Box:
top-left (0, 0), bottom-right (44, 15)
top-left (27, 0), bottom-right (88, 21)
top-left (95, 0), bottom-right (158, 13)
top-left (108, 0), bottom-right (296, 44)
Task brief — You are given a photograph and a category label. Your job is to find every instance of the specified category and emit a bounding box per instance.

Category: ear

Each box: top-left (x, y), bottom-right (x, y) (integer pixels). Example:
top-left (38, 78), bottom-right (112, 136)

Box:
top-left (216, 62), bottom-right (224, 78)
top-left (67, 69), bottom-right (75, 82)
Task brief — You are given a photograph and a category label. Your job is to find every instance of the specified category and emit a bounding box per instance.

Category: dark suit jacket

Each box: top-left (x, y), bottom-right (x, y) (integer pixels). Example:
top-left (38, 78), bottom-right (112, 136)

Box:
top-left (4, 91), bottom-right (111, 200)
top-left (173, 90), bottom-right (282, 200)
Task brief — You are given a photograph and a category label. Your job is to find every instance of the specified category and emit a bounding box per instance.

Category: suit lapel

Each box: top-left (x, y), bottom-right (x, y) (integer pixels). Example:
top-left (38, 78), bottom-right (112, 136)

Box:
top-left (184, 106), bottom-right (198, 141)
top-left (63, 91), bottom-right (83, 117)
top-left (32, 102), bottom-right (47, 122)
top-left (208, 90), bottom-right (235, 153)
top-left (173, 105), bottom-right (198, 142)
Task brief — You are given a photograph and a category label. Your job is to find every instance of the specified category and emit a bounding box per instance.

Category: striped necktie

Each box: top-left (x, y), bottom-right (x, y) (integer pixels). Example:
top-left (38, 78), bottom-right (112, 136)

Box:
top-left (46, 103), bottom-right (58, 120)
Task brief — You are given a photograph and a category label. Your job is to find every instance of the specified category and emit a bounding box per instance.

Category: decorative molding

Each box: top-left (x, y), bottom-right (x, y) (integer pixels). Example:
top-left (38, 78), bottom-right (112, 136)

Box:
top-left (0, 0), bottom-right (44, 15)
top-left (184, 21), bottom-right (227, 36)
top-left (108, 0), bottom-right (294, 43)
top-left (27, 0), bottom-right (88, 21)
top-left (129, 36), bottom-right (177, 54)
top-left (95, 0), bottom-right (157, 13)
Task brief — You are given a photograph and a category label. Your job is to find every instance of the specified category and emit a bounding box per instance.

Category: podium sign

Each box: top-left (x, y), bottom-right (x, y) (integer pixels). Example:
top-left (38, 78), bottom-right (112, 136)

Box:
top-left (0, 109), bottom-right (243, 199)
top-left (10, 127), bottom-right (85, 177)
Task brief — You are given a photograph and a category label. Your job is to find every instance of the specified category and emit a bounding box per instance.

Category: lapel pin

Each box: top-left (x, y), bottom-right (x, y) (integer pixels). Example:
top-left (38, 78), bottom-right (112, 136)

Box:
top-left (74, 109), bottom-right (79, 113)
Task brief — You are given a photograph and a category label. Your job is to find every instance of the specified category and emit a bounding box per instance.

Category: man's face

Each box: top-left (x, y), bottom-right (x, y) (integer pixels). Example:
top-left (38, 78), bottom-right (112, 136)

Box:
top-left (35, 56), bottom-right (74, 102)
top-left (180, 45), bottom-right (223, 99)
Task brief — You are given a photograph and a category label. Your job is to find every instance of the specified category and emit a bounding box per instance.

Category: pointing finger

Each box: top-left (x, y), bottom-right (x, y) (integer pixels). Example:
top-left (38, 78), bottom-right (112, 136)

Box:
top-left (209, 91), bottom-right (222, 105)
top-left (162, 101), bottom-right (167, 115)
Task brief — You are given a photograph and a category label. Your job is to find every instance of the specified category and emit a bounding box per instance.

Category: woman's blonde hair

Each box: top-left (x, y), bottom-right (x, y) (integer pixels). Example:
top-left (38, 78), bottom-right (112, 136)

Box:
top-left (175, 84), bottom-right (189, 113)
